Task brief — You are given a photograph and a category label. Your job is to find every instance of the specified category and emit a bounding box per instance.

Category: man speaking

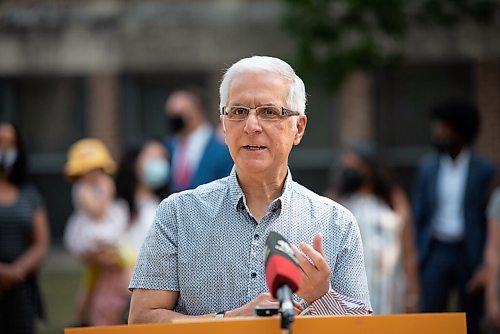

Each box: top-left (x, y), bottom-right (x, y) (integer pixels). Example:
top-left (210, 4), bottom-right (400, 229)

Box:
top-left (128, 56), bottom-right (372, 323)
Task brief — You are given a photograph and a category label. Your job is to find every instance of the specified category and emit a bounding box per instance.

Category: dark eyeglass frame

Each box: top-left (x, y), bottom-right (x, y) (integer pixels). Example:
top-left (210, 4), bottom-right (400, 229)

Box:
top-left (220, 105), bottom-right (301, 121)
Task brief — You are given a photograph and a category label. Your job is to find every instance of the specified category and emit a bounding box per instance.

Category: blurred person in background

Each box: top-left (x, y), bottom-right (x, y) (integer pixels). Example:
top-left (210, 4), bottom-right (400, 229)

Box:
top-left (0, 121), bottom-right (50, 334)
top-left (485, 186), bottom-right (500, 330)
top-left (325, 144), bottom-right (420, 314)
top-left (63, 138), bottom-right (132, 326)
top-left (116, 139), bottom-right (170, 255)
top-left (412, 100), bottom-right (496, 334)
top-left (164, 88), bottom-right (233, 193)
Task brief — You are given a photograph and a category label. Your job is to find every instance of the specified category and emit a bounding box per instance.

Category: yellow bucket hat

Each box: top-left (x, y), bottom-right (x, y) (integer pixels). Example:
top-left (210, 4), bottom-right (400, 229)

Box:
top-left (65, 138), bottom-right (116, 179)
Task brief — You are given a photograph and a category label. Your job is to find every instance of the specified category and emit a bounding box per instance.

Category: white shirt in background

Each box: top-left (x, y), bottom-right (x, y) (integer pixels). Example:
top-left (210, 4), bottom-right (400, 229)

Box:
top-left (344, 194), bottom-right (404, 314)
top-left (432, 149), bottom-right (471, 242)
top-left (171, 123), bottom-right (212, 177)
top-left (123, 196), bottom-right (161, 254)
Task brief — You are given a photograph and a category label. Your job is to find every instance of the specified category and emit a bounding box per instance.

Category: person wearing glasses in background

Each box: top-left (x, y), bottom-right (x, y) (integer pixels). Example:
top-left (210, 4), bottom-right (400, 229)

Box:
top-left (128, 56), bottom-right (371, 323)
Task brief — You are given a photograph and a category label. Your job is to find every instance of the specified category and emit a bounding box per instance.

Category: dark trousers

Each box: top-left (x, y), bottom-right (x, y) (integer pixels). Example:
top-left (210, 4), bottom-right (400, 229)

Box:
top-left (421, 239), bottom-right (485, 334)
top-left (0, 284), bottom-right (36, 334)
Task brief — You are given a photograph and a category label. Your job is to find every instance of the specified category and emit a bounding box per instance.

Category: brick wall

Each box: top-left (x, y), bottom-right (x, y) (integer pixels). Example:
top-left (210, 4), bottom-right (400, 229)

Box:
top-left (87, 73), bottom-right (122, 160)
top-left (475, 60), bottom-right (500, 167)
top-left (339, 71), bottom-right (374, 147)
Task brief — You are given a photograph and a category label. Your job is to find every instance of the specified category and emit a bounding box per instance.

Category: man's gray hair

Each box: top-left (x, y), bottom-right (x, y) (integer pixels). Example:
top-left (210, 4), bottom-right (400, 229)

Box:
top-left (219, 56), bottom-right (307, 114)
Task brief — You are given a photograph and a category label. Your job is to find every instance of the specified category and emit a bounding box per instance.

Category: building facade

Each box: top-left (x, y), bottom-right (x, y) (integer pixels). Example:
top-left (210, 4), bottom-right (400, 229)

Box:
top-left (0, 0), bottom-right (498, 243)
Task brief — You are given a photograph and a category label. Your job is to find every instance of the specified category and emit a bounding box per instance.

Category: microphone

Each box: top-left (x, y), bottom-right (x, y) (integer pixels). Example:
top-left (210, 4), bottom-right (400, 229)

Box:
top-left (264, 231), bottom-right (302, 330)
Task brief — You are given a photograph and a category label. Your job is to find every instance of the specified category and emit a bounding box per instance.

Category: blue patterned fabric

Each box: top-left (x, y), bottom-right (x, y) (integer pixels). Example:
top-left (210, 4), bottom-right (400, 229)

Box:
top-left (130, 167), bottom-right (371, 315)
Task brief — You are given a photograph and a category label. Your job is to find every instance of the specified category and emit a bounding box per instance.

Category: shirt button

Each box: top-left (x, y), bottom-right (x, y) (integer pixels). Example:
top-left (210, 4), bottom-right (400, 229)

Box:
top-left (254, 234), bottom-right (259, 240)
top-left (251, 272), bottom-right (257, 278)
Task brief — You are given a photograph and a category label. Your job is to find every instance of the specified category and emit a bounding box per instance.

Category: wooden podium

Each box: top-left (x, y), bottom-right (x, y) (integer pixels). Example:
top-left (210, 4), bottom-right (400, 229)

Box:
top-left (65, 313), bottom-right (466, 334)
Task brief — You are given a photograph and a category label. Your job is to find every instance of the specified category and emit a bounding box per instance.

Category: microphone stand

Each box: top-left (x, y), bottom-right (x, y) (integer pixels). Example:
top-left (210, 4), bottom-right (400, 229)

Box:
top-left (277, 285), bottom-right (294, 333)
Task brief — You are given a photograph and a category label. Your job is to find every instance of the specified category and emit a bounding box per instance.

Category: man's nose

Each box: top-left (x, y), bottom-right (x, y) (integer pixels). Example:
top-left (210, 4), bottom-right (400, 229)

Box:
top-left (244, 110), bottom-right (262, 133)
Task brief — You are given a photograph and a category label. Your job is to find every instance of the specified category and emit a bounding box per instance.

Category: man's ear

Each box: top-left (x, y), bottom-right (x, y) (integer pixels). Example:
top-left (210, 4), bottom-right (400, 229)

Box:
top-left (220, 115), bottom-right (226, 133)
top-left (293, 115), bottom-right (307, 145)
top-left (220, 115), bottom-right (228, 144)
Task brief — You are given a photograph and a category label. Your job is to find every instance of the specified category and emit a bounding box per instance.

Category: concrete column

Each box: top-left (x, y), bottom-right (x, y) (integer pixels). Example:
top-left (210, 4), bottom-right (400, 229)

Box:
top-left (87, 73), bottom-right (122, 160)
top-left (475, 60), bottom-right (500, 166)
top-left (339, 70), bottom-right (375, 147)
top-left (207, 69), bottom-right (225, 140)
top-left (207, 69), bottom-right (222, 123)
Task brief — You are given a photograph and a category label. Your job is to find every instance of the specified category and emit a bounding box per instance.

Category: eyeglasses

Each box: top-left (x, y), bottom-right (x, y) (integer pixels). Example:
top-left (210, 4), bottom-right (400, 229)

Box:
top-left (221, 105), bottom-right (300, 121)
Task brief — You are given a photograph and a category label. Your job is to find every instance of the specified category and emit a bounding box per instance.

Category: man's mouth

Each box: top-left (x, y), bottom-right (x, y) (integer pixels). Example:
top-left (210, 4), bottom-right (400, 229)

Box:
top-left (243, 145), bottom-right (266, 151)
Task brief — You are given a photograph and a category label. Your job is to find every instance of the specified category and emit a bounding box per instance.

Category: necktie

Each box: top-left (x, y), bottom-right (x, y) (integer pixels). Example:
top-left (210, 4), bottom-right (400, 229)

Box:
top-left (175, 141), bottom-right (192, 191)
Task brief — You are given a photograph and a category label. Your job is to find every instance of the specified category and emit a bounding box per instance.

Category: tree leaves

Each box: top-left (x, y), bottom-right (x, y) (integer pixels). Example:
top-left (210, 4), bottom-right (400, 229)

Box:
top-left (281, 0), bottom-right (497, 90)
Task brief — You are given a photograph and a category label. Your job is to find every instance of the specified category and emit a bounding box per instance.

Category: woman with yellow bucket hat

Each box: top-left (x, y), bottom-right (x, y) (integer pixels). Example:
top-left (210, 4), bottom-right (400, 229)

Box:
top-left (63, 138), bottom-right (133, 326)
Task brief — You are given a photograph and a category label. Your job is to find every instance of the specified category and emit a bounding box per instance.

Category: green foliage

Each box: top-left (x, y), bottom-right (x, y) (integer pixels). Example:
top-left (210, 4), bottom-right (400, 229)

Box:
top-left (282, 0), bottom-right (497, 90)
top-left (416, 0), bottom-right (497, 26)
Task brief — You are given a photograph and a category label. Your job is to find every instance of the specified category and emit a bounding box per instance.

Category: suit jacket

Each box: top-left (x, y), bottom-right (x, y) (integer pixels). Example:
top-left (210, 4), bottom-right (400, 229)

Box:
top-left (167, 132), bottom-right (233, 193)
top-left (412, 150), bottom-right (496, 271)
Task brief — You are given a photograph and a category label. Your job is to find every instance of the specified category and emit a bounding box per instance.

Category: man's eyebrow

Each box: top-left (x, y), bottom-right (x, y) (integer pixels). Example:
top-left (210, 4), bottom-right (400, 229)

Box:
top-left (230, 103), bottom-right (278, 106)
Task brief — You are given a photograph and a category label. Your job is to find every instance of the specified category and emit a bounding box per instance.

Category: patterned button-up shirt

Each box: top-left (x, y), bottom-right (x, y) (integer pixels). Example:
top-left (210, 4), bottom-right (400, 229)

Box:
top-left (130, 167), bottom-right (371, 315)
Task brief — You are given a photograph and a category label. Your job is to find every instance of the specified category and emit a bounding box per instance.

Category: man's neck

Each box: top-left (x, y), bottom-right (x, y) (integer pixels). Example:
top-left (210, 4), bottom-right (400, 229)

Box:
top-left (447, 145), bottom-right (468, 162)
top-left (178, 127), bottom-right (195, 141)
top-left (237, 168), bottom-right (287, 222)
top-left (178, 121), bottom-right (207, 141)
top-left (446, 143), bottom-right (468, 161)
top-left (357, 184), bottom-right (373, 195)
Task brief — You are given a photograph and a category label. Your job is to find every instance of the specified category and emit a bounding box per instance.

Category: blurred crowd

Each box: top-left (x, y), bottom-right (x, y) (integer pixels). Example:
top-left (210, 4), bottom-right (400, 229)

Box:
top-left (0, 91), bottom-right (498, 333)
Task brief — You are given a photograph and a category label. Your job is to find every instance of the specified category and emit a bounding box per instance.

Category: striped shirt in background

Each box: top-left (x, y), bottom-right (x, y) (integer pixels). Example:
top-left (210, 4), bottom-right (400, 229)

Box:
top-left (0, 185), bottom-right (45, 332)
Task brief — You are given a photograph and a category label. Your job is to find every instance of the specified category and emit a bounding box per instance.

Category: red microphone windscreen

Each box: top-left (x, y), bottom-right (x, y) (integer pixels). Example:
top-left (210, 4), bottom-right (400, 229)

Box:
top-left (265, 255), bottom-right (302, 298)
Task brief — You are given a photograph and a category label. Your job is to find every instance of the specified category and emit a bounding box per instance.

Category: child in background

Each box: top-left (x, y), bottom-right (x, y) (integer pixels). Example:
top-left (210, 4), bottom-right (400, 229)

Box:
top-left (63, 138), bottom-right (132, 326)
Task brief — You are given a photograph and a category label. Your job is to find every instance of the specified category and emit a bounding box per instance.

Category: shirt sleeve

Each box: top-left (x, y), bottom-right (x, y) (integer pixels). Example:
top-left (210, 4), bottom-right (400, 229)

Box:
top-left (299, 207), bottom-right (372, 315)
top-left (24, 185), bottom-right (45, 212)
top-left (487, 188), bottom-right (500, 221)
top-left (300, 289), bottom-right (372, 316)
top-left (129, 197), bottom-right (180, 291)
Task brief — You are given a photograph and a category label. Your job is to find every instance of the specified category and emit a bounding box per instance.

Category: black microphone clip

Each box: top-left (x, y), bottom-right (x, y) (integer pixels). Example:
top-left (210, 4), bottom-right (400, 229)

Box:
top-left (277, 284), bottom-right (294, 330)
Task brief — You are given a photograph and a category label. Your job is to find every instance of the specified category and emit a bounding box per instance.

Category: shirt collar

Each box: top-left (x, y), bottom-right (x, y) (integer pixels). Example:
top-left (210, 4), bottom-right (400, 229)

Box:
top-left (172, 123), bottom-right (212, 149)
top-left (187, 123), bottom-right (212, 145)
top-left (440, 147), bottom-right (471, 169)
top-left (228, 166), bottom-right (294, 215)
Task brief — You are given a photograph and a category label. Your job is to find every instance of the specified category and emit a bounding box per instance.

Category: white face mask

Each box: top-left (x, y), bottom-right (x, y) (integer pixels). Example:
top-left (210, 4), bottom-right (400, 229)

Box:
top-left (0, 149), bottom-right (18, 173)
top-left (140, 158), bottom-right (170, 190)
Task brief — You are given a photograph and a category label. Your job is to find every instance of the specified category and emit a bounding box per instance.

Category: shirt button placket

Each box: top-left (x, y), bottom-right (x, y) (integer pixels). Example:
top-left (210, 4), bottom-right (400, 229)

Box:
top-left (248, 222), bottom-right (265, 299)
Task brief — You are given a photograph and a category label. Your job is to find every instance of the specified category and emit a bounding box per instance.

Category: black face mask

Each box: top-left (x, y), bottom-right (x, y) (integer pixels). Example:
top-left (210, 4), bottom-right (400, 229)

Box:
top-left (167, 115), bottom-right (186, 134)
top-left (339, 168), bottom-right (364, 194)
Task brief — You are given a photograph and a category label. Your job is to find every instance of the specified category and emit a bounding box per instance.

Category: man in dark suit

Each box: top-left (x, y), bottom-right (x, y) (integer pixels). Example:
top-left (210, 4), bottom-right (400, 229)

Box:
top-left (164, 89), bottom-right (233, 193)
top-left (412, 100), bottom-right (496, 334)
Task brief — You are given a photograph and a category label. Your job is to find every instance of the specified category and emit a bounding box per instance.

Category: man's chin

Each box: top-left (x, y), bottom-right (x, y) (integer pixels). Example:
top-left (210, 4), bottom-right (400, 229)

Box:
top-left (236, 160), bottom-right (271, 175)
